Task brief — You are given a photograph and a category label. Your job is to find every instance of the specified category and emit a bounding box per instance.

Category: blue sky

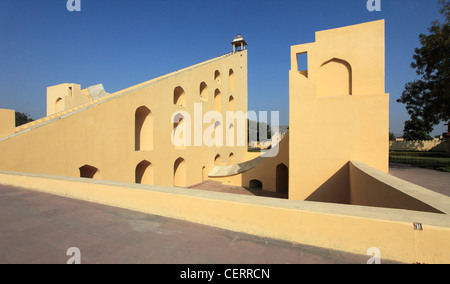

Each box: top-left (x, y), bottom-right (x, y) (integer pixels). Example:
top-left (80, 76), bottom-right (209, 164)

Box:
top-left (0, 0), bottom-right (446, 136)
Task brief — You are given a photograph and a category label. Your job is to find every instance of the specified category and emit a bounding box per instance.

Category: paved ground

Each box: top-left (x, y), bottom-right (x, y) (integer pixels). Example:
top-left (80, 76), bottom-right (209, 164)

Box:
top-left (189, 181), bottom-right (288, 199)
top-left (4, 163), bottom-right (445, 264)
top-left (0, 184), bottom-right (383, 264)
top-left (389, 163), bottom-right (450, 197)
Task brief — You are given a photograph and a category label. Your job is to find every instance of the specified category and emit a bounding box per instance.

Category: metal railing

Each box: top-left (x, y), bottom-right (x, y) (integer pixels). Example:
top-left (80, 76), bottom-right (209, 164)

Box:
top-left (389, 156), bottom-right (450, 169)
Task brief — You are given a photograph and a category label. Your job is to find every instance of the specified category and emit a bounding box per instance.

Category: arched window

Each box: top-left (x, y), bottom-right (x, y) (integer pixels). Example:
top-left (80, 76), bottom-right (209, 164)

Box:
top-left (228, 69), bottom-right (235, 91)
top-left (55, 97), bottom-right (63, 113)
top-left (228, 96), bottom-right (235, 112)
top-left (214, 89), bottom-right (221, 112)
top-left (229, 153), bottom-right (235, 165)
top-left (276, 163), bottom-right (289, 193)
top-left (214, 154), bottom-right (222, 166)
top-left (135, 106), bottom-right (153, 151)
top-left (79, 165), bottom-right (101, 179)
top-left (318, 58), bottom-right (352, 97)
top-left (249, 179), bottom-right (262, 190)
top-left (135, 160), bottom-right (153, 185)
top-left (214, 70), bottom-right (222, 84)
top-left (227, 123), bottom-right (234, 147)
top-left (202, 166), bottom-right (207, 181)
top-left (174, 86), bottom-right (186, 106)
top-left (200, 82), bottom-right (208, 101)
top-left (174, 157), bottom-right (186, 187)
top-left (214, 121), bottom-right (222, 147)
top-left (172, 112), bottom-right (191, 149)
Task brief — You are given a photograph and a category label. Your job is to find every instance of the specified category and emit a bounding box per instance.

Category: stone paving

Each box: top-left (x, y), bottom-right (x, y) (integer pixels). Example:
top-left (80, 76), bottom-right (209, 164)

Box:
top-left (389, 163), bottom-right (450, 197)
top-left (4, 162), bottom-right (446, 264)
top-left (0, 184), bottom-right (382, 264)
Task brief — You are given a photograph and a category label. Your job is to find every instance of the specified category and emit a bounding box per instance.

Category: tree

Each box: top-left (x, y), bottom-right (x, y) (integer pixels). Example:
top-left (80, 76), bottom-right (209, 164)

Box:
top-left (389, 131), bottom-right (396, 141)
top-left (403, 117), bottom-right (433, 141)
top-left (247, 119), bottom-right (271, 142)
top-left (15, 112), bottom-right (34, 127)
top-left (397, 0), bottom-right (450, 135)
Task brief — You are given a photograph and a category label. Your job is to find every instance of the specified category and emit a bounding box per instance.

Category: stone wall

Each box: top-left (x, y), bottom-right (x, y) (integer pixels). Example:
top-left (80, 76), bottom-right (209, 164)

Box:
top-left (390, 140), bottom-right (447, 152)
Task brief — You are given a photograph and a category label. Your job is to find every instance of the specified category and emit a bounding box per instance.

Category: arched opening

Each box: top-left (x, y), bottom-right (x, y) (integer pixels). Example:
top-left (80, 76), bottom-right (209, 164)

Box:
top-left (214, 154), bottom-right (222, 166)
top-left (214, 70), bottom-right (222, 84)
top-left (214, 121), bottom-right (222, 147)
top-left (227, 123), bottom-right (234, 147)
top-left (228, 69), bottom-right (235, 91)
top-left (318, 58), bottom-right (352, 97)
top-left (202, 166), bottom-right (207, 181)
top-left (55, 97), bottom-right (63, 113)
top-left (79, 165), bottom-right (101, 179)
top-left (229, 153), bottom-right (235, 165)
top-left (174, 157), bottom-right (186, 187)
top-left (249, 179), bottom-right (262, 190)
top-left (229, 96), bottom-right (235, 112)
top-left (174, 86), bottom-right (186, 106)
top-left (135, 106), bottom-right (153, 151)
top-left (214, 89), bottom-right (221, 112)
top-left (135, 160), bottom-right (153, 185)
top-left (172, 112), bottom-right (190, 149)
top-left (200, 82), bottom-right (208, 101)
top-left (276, 163), bottom-right (289, 193)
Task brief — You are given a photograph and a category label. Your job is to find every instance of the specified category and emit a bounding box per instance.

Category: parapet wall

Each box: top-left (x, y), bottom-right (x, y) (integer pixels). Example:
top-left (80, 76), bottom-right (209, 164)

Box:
top-left (0, 109), bottom-right (15, 138)
top-left (1, 169), bottom-right (450, 264)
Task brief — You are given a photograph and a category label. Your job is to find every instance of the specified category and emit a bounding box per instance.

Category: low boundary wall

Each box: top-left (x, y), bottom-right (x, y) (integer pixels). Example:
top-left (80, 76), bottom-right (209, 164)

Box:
top-left (390, 140), bottom-right (447, 152)
top-left (1, 169), bottom-right (450, 264)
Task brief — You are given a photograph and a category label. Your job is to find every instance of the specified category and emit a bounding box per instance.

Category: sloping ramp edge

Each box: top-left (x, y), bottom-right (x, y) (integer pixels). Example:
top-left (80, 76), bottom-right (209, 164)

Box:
top-left (209, 144), bottom-right (281, 177)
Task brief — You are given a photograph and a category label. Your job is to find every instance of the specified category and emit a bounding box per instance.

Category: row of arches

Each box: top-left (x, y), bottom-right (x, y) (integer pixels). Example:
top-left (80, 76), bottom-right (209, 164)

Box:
top-left (214, 153), bottom-right (234, 166)
top-left (174, 85), bottom-right (235, 112)
top-left (248, 163), bottom-right (288, 193)
top-left (172, 112), bottom-right (238, 148)
top-left (78, 163), bottom-right (153, 184)
top-left (78, 153), bottom-right (234, 187)
top-left (174, 68), bottom-right (234, 107)
top-left (78, 161), bottom-right (288, 195)
top-left (214, 69), bottom-right (234, 91)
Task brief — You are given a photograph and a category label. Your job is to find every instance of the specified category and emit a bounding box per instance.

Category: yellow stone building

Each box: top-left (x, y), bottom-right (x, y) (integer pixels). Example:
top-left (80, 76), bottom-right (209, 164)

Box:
top-left (0, 49), bottom-right (249, 188)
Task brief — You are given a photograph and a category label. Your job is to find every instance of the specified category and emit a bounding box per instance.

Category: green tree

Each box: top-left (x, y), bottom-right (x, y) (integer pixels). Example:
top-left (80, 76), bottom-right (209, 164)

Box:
top-left (389, 131), bottom-right (396, 141)
top-left (397, 0), bottom-right (450, 135)
top-left (247, 119), bottom-right (271, 142)
top-left (15, 112), bottom-right (34, 127)
top-left (403, 118), bottom-right (433, 141)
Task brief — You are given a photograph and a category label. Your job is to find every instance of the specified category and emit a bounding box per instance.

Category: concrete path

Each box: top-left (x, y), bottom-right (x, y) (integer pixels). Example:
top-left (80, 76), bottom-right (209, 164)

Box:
top-left (189, 181), bottom-right (288, 199)
top-left (0, 184), bottom-right (383, 264)
top-left (389, 163), bottom-right (450, 197)
top-left (2, 163), bottom-right (446, 265)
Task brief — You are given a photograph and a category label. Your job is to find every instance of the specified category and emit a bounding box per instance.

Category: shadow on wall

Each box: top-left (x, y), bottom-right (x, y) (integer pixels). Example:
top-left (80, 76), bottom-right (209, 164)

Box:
top-left (304, 161), bottom-right (443, 214)
top-left (79, 165), bottom-right (101, 179)
top-left (389, 140), bottom-right (447, 152)
top-left (305, 163), bottom-right (350, 204)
